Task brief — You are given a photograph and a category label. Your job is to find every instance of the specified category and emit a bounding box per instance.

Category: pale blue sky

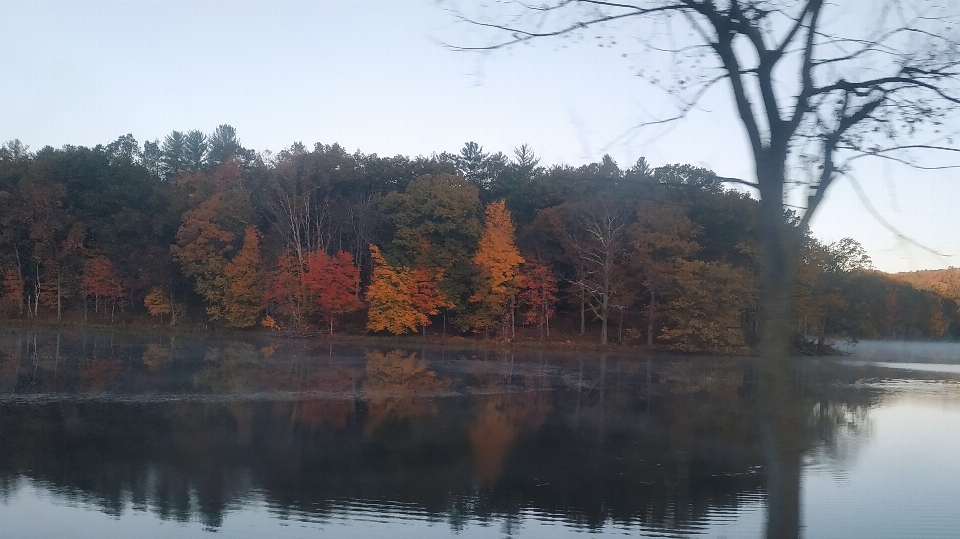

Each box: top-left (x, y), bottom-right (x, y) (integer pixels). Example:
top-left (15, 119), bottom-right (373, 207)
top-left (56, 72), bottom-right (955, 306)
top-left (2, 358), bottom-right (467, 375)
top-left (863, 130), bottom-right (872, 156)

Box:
top-left (0, 0), bottom-right (956, 273)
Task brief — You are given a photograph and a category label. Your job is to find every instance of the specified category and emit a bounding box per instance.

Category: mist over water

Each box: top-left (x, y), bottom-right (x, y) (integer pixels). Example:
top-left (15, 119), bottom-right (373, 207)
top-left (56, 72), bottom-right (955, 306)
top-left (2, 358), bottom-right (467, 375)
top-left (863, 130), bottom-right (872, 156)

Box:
top-left (0, 329), bottom-right (958, 538)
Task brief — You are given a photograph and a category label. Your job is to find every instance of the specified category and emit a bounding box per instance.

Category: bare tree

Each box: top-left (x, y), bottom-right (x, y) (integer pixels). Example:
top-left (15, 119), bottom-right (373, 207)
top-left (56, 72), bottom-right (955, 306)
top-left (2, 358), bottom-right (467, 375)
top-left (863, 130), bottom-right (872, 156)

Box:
top-left (447, 2), bottom-right (960, 537)
top-left (449, 0), bottom-right (960, 354)
top-left (266, 149), bottom-right (336, 264)
top-left (570, 199), bottom-right (630, 344)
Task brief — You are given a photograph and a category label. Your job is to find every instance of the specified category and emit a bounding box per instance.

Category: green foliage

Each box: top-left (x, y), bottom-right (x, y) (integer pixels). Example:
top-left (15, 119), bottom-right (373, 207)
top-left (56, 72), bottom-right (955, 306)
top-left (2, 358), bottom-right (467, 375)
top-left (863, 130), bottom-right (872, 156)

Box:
top-left (659, 261), bottom-right (756, 353)
top-left (0, 131), bottom-right (955, 346)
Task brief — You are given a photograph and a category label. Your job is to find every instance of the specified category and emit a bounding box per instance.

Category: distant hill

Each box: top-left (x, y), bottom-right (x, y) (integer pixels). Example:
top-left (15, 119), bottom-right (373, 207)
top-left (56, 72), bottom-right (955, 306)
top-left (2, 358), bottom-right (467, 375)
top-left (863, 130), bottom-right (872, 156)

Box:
top-left (894, 268), bottom-right (960, 301)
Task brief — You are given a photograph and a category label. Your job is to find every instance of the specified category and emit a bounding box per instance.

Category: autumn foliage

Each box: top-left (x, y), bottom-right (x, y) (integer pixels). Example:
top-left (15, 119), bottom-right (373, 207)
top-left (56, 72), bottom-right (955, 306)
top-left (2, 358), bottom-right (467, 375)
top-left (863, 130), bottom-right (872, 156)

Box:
top-left (264, 250), bottom-right (308, 328)
top-left (363, 350), bottom-right (449, 433)
top-left (221, 226), bottom-right (265, 328)
top-left (469, 200), bottom-right (524, 336)
top-left (366, 245), bottom-right (449, 335)
top-left (302, 250), bottom-right (363, 334)
top-left (143, 287), bottom-right (172, 323)
top-left (517, 259), bottom-right (558, 340)
top-left (1, 133), bottom-right (956, 347)
top-left (82, 256), bottom-right (125, 318)
top-left (0, 268), bottom-right (22, 315)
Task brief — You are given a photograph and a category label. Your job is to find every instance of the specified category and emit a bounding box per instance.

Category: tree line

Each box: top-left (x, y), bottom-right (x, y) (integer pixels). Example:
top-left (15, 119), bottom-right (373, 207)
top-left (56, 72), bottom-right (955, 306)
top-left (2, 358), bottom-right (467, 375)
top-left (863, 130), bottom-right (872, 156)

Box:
top-left (0, 128), bottom-right (956, 350)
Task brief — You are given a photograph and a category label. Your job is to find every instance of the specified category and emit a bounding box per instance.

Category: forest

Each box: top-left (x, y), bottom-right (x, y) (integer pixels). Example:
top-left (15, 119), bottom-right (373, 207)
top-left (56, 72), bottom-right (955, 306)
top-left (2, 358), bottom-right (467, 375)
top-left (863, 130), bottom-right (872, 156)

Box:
top-left (0, 126), bottom-right (957, 352)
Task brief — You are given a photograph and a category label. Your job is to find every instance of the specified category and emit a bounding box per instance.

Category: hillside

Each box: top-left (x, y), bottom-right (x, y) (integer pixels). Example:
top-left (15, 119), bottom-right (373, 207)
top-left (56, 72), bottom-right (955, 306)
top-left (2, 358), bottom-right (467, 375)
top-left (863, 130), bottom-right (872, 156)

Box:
top-left (895, 268), bottom-right (960, 302)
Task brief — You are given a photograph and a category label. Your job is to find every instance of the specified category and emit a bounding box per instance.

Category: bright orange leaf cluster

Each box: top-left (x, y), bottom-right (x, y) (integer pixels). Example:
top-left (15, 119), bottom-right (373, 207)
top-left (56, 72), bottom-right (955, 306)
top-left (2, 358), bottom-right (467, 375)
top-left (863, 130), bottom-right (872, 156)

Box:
top-left (469, 200), bottom-right (524, 333)
top-left (366, 245), bottom-right (449, 335)
top-left (222, 226), bottom-right (264, 327)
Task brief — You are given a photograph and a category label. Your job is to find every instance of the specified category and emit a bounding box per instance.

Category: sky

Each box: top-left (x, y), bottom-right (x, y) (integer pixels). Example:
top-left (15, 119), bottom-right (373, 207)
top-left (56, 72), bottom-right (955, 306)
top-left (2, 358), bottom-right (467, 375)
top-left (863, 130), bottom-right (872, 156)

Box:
top-left (0, 0), bottom-right (957, 273)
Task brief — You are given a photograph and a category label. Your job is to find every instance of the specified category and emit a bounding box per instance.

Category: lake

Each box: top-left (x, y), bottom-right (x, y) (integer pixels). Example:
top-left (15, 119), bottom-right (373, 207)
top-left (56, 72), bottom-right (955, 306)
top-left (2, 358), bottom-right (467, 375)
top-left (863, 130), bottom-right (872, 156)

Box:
top-left (1, 329), bottom-right (958, 538)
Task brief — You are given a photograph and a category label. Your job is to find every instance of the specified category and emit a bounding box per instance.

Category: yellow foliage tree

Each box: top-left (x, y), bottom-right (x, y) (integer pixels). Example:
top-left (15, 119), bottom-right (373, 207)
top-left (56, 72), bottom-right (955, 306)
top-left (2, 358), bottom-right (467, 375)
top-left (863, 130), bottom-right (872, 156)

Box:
top-left (365, 245), bottom-right (448, 335)
top-left (366, 245), bottom-right (419, 334)
top-left (469, 200), bottom-right (524, 336)
top-left (222, 226), bottom-right (264, 328)
top-left (170, 191), bottom-right (235, 320)
top-left (143, 287), bottom-right (172, 324)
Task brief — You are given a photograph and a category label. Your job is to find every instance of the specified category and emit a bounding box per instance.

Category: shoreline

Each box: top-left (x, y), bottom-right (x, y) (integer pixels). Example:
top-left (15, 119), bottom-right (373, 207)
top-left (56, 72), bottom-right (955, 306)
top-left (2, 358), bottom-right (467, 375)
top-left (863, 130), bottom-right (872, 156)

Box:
top-left (0, 318), bottom-right (742, 356)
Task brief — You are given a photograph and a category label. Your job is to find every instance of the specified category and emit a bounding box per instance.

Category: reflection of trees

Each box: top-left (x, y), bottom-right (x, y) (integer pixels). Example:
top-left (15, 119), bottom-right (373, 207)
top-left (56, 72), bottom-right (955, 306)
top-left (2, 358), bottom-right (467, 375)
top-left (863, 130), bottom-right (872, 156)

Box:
top-left (809, 401), bottom-right (873, 465)
top-left (79, 360), bottom-right (124, 392)
top-left (363, 350), bottom-right (449, 434)
top-left (0, 340), bottom-right (20, 392)
top-left (192, 341), bottom-right (263, 393)
top-left (140, 344), bottom-right (171, 373)
top-left (468, 392), bottom-right (551, 488)
top-left (0, 330), bottom-right (895, 534)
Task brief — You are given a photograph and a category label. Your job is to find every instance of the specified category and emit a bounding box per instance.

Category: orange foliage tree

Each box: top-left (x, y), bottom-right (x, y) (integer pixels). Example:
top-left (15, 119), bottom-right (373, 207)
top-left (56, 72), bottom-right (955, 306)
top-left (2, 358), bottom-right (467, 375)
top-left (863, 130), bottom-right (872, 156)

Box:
top-left (517, 258), bottom-right (558, 340)
top-left (365, 245), bottom-right (448, 335)
top-left (81, 255), bottom-right (125, 322)
top-left (222, 225), bottom-right (264, 328)
top-left (469, 200), bottom-right (524, 337)
top-left (302, 249), bottom-right (363, 334)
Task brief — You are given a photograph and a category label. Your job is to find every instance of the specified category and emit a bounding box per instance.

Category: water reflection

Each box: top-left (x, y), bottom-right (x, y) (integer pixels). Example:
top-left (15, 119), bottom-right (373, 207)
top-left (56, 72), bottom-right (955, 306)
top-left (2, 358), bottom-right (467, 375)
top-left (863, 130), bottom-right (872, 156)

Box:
top-left (0, 329), bottom-right (956, 537)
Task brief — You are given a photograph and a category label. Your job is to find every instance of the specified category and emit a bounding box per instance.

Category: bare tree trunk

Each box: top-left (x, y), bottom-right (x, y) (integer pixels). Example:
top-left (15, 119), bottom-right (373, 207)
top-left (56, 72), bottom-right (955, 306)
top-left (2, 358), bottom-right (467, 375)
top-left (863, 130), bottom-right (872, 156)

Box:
top-left (539, 295), bottom-right (545, 342)
top-left (33, 265), bottom-right (40, 318)
top-left (15, 248), bottom-right (23, 316)
top-left (647, 289), bottom-right (656, 346)
top-left (579, 286), bottom-right (585, 336)
top-left (599, 290), bottom-right (608, 345)
top-left (756, 160), bottom-right (801, 539)
top-left (618, 307), bottom-right (623, 344)
top-left (544, 298), bottom-right (550, 338)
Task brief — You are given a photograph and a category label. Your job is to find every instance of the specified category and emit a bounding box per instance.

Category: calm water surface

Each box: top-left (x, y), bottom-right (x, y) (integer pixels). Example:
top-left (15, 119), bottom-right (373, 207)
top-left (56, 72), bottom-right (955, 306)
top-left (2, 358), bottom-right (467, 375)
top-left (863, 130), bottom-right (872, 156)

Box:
top-left (0, 330), bottom-right (958, 538)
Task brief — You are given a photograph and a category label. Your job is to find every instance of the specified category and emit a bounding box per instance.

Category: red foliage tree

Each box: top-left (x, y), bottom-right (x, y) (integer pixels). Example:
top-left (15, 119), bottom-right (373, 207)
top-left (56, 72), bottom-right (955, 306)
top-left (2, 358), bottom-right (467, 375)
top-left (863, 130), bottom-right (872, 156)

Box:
top-left (517, 259), bottom-right (558, 341)
top-left (81, 255), bottom-right (125, 322)
top-left (409, 266), bottom-right (451, 336)
top-left (302, 250), bottom-right (363, 334)
top-left (264, 249), bottom-right (307, 329)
